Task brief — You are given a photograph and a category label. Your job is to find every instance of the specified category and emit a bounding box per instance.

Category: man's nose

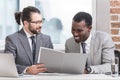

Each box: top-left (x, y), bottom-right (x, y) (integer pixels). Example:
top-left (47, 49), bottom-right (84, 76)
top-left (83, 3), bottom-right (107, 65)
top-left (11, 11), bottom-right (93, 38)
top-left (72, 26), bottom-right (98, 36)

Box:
top-left (37, 22), bottom-right (42, 27)
top-left (74, 32), bottom-right (79, 36)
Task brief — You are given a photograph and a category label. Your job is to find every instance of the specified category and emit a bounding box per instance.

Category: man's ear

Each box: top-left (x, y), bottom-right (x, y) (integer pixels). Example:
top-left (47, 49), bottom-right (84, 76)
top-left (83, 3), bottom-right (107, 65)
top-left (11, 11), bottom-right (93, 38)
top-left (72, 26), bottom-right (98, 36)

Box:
top-left (88, 26), bottom-right (92, 32)
top-left (23, 21), bottom-right (29, 26)
top-left (89, 26), bottom-right (92, 29)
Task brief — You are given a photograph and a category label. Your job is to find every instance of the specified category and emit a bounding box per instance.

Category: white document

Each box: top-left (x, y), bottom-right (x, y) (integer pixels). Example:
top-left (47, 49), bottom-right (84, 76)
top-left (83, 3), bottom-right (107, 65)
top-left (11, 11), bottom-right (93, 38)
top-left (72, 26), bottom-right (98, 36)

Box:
top-left (38, 47), bottom-right (87, 74)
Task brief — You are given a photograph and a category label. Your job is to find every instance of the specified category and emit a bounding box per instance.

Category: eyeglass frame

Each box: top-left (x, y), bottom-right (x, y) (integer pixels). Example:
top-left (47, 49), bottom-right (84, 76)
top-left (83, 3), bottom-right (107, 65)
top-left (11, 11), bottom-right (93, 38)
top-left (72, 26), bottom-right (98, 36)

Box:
top-left (29, 18), bottom-right (45, 25)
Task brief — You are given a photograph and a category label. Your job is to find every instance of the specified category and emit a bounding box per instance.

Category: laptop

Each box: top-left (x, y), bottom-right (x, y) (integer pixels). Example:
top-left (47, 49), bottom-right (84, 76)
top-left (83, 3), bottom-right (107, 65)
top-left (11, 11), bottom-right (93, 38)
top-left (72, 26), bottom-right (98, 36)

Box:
top-left (38, 47), bottom-right (87, 74)
top-left (0, 53), bottom-right (19, 77)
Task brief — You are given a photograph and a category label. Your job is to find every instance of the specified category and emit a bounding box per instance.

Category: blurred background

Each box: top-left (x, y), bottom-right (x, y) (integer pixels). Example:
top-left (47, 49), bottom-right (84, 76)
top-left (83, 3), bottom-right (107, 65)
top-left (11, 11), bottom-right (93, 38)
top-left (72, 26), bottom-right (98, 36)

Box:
top-left (0, 0), bottom-right (112, 51)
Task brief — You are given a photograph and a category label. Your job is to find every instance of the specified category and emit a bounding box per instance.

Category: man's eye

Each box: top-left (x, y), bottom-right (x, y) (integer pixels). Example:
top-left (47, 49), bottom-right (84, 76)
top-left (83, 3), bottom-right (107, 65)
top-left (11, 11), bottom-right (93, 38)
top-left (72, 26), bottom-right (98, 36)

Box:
top-left (77, 29), bottom-right (82, 32)
top-left (72, 29), bottom-right (75, 31)
top-left (72, 28), bottom-right (82, 32)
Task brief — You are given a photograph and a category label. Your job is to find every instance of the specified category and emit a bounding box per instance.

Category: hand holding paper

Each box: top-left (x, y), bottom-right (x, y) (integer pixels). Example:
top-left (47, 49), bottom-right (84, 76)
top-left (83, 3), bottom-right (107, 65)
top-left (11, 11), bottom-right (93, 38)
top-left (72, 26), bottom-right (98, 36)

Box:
top-left (38, 47), bottom-right (87, 74)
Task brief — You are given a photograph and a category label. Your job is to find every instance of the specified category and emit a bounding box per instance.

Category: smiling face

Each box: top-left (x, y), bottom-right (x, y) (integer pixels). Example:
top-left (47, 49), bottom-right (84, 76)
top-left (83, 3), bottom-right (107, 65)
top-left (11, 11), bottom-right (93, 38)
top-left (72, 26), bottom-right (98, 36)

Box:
top-left (71, 20), bottom-right (92, 43)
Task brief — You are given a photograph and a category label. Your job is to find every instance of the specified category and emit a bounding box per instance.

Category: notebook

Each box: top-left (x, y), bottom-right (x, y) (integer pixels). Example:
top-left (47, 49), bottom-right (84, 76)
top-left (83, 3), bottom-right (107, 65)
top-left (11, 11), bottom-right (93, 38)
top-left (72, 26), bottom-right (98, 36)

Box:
top-left (38, 47), bottom-right (87, 74)
top-left (0, 53), bottom-right (19, 77)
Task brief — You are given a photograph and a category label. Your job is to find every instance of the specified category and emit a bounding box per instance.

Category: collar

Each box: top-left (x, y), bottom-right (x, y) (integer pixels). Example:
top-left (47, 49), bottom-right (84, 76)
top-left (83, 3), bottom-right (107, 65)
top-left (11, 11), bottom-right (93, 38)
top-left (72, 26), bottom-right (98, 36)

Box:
top-left (85, 32), bottom-right (92, 44)
top-left (23, 28), bottom-right (36, 38)
top-left (80, 32), bottom-right (92, 45)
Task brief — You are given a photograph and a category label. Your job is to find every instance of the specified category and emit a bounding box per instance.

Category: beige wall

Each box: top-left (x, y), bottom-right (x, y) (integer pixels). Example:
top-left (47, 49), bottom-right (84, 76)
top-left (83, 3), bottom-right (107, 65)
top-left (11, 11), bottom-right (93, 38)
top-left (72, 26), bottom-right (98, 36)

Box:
top-left (95, 0), bottom-right (110, 33)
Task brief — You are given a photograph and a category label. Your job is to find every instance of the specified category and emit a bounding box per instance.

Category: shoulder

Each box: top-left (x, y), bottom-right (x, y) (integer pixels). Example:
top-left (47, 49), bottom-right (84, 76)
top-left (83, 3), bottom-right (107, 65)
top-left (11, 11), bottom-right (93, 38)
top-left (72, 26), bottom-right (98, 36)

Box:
top-left (38, 33), bottom-right (50, 38)
top-left (92, 30), bottom-right (110, 39)
top-left (6, 31), bottom-right (19, 40)
top-left (40, 33), bottom-right (50, 37)
top-left (66, 37), bottom-right (74, 43)
top-left (37, 33), bottom-right (52, 41)
top-left (65, 37), bottom-right (77, 45)
top-left (5, 31), bottom-right (20, 45)
top-left (91, 30), bottom-right (113, 43)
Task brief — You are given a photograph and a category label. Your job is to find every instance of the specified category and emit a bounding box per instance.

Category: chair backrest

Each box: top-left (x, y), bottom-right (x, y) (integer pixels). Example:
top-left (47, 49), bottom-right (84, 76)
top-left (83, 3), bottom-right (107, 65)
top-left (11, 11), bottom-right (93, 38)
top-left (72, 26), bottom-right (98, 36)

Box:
top-left (0, 50), bottom-right (4, 53)
top-left (114, 50), bottom-right (120, 73)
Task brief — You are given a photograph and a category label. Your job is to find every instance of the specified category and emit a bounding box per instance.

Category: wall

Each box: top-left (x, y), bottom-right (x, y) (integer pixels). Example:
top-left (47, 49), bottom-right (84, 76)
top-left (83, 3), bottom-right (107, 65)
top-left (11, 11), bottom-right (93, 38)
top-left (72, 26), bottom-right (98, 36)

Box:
top-left (110, 0), bottom-right (120, 51)
top-left (96, 0), bottom-right (110, 33)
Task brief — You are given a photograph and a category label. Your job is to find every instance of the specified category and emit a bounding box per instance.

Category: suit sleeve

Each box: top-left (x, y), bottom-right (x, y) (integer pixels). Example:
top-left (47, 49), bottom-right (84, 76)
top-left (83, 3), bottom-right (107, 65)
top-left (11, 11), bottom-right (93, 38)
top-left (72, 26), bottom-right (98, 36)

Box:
top-left (5, 36), bottom-right (27, 74)
top-left (90, 34), bottom-right (115, 73)
top-left (65, 41), bottom-right (69, 53)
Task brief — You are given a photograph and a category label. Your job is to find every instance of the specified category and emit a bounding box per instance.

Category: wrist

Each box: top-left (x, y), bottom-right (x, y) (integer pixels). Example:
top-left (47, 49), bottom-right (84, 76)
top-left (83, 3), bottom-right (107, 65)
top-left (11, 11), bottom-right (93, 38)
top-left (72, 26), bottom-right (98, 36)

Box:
top-left (26, 67), bottom-right (30, 74)
top-left (85, 66), bottom-right (92, 74)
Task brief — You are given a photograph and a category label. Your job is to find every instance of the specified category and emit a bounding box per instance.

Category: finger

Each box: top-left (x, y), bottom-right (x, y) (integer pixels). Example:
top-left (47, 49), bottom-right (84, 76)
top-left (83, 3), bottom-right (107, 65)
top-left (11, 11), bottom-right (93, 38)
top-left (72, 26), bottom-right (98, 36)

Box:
top-left (38, 67), bottom-right (47, 71)
top-left (36, 63), bottom-right (44, 65)
top-left (36, 64), bottom-right (45, 68)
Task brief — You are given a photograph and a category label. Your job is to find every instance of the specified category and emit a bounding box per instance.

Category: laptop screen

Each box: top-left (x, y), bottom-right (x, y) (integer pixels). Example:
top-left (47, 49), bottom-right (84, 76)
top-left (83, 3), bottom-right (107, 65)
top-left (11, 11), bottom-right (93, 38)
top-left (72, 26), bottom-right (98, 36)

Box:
top-left (0, 53), bottom-right (19, 77)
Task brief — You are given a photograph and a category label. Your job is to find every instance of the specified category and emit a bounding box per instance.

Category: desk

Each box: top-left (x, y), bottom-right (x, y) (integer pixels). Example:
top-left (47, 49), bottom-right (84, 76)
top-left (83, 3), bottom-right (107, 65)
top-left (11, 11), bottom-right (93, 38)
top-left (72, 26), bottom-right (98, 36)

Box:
top-left (0, 73), bottom-right (120, 80)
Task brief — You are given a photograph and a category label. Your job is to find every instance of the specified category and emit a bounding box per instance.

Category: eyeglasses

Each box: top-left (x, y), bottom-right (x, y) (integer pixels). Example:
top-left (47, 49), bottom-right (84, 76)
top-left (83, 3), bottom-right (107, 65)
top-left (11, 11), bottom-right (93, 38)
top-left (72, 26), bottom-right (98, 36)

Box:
top-left (29, 18), bottom-right (45, 25)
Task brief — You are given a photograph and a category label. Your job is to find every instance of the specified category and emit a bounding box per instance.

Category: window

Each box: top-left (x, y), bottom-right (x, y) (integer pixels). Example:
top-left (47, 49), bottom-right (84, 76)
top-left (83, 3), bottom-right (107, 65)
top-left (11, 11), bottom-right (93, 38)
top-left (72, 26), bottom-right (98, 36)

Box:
top-left (0, 0), bottom-right (19, 40)
top-left (35, 0), bottom-right (92, 44)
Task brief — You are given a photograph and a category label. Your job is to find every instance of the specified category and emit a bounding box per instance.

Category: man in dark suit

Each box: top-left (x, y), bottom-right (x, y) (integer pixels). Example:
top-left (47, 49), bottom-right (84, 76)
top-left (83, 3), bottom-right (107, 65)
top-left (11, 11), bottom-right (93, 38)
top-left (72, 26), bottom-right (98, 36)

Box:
top-left (5, 6), bottom-right (53, 75)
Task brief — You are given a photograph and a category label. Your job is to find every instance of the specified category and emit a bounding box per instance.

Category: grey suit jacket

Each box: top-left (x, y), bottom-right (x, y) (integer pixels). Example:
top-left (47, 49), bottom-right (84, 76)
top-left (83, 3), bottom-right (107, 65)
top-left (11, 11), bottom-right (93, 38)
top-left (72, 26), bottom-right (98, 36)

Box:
top-left (65, 30), bottom-right (115, 73)
top-left (5, 28), bottom-right (53, 74)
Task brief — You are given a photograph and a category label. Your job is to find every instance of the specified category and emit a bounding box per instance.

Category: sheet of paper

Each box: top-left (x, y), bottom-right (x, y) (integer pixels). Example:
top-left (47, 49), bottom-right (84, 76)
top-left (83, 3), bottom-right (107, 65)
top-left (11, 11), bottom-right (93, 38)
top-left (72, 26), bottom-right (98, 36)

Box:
top-left (38, 47), bottom-right (87, 74)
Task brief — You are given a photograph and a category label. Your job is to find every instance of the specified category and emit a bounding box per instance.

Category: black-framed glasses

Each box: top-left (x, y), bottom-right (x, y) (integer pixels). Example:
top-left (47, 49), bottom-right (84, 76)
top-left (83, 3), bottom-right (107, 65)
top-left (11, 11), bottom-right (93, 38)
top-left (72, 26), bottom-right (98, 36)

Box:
top-left (29, 18), bottom-right (45, 25)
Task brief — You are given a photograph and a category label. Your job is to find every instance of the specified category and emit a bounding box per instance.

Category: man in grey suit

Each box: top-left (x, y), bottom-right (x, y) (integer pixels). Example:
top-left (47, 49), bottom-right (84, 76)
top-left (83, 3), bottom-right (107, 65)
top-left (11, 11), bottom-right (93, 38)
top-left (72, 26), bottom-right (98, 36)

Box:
top-left (65, 12), bottom-right (115, 74)
top-left (5, 6), bottom-right (53, 75)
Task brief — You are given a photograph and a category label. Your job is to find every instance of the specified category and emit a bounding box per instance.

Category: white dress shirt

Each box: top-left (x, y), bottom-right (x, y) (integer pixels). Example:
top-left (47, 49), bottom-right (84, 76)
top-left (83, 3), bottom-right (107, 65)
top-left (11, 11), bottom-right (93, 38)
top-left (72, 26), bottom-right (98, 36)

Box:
top-left (80, 32), bottom-right (92, 54)
top-left (23, 28), bottom-right (36, 51)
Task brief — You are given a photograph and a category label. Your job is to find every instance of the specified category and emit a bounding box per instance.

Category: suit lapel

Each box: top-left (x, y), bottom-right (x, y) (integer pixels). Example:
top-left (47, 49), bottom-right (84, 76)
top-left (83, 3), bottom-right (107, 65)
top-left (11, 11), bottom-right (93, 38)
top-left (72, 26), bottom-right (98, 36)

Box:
top-left (34, 33), bottom-right (43, 63)
top-left (90, 31), bottom-right (96, 65)
top-left (18, 29), bottom-right (33, 64)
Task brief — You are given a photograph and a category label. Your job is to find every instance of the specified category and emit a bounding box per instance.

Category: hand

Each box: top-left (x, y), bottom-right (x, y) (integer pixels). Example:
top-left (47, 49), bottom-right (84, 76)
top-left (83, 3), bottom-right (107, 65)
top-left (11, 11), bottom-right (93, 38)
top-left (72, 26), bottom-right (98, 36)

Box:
top-left (84, 69), bottom-right (87, 74)
top-left (26, 63), bottom-right (47, 75)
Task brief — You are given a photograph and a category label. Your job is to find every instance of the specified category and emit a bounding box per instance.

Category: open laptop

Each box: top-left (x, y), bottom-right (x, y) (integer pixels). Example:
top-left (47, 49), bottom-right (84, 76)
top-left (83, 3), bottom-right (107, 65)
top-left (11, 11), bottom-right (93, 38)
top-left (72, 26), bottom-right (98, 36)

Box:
top-left (0, 53), bottom-right (19, 77)
top-left (38, 47), bottom-right (87, 74)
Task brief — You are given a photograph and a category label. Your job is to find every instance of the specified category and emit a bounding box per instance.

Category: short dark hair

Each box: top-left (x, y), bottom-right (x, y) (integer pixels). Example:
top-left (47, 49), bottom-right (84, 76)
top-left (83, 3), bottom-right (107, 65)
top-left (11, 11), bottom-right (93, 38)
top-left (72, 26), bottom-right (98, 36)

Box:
top-left (15, 6), bottom-right (40, 25)
top-left (73, 12), bottom-right (92, 27)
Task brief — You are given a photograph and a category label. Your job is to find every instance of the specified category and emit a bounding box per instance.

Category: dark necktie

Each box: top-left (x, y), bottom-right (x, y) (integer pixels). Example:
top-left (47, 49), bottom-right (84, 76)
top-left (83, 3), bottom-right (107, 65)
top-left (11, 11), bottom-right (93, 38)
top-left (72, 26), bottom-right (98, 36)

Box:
top-left (81, 43), bottom-right (88, 67)
top-left (81, 43), bottom-right (86, 53)
top-left (30, 36), bottom-right (36, 62)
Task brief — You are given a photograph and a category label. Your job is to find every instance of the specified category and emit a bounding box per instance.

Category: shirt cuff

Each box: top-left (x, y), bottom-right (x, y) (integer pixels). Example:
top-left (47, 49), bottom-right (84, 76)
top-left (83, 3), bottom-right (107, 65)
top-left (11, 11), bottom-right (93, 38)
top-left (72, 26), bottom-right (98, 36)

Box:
top-left (23, 67), bottom-right (29, 74)
top-left (90, 66), bottom-right (94, 73)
